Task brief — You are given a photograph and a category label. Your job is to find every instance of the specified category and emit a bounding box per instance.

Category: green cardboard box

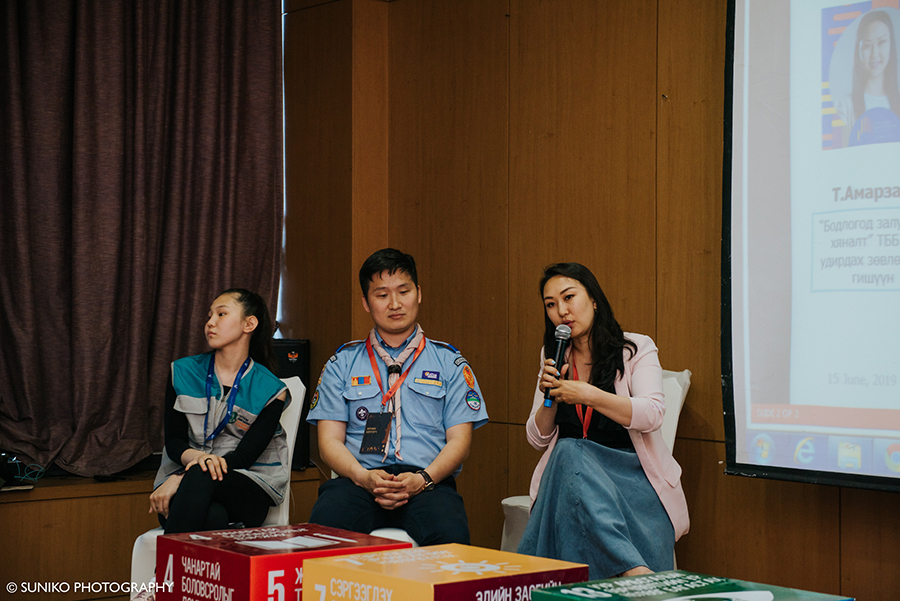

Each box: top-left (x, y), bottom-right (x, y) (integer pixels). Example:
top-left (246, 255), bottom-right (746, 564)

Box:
top-left (530, 570), bottom-right (853, 600)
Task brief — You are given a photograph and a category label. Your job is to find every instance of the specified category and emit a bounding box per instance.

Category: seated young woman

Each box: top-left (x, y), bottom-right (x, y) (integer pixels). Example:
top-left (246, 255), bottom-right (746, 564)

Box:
top-left (148, 289), bottom-right (289, 533)
top-left (517, 263), bottom-right (689, 579)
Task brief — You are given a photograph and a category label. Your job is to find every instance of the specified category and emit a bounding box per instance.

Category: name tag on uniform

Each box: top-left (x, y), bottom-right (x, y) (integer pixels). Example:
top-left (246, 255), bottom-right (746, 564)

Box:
top-left (415, 371), bottom-right (442, 386)
top-left (360, 412), bottom-right (392, 455)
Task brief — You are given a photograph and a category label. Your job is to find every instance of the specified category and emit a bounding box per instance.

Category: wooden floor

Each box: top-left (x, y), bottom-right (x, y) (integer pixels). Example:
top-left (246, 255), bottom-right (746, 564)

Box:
top-left (0, 468), bottom-right (323, 601)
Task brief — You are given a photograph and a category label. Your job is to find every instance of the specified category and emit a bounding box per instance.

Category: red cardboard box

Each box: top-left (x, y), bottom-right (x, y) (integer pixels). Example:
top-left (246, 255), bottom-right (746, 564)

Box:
top-left (156, 524), bottom-right (411, 601)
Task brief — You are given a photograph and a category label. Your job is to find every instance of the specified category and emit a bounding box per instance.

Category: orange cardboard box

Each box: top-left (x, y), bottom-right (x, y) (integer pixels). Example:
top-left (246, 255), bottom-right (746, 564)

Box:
top-left (302, 543), bottom-right (589, 601)
top-left (156, 524), bottom-right (411, 601)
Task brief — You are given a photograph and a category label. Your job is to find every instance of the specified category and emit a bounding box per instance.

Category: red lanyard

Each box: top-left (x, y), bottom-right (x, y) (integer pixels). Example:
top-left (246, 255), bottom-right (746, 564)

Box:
top-left (365, 336), bottom-right (427, 409)
top-left (572, 363), bottom-right (592, 439)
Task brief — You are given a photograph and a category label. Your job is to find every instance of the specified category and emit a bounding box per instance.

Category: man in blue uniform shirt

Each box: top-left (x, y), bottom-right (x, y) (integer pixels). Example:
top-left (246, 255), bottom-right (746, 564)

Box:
top-left (306, 248), bottom-right (488, 545)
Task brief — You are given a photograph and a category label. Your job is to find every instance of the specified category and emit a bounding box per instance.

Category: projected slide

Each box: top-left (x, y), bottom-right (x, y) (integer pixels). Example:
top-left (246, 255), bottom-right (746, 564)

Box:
top-left (728, 0), bottom-right (900, 488)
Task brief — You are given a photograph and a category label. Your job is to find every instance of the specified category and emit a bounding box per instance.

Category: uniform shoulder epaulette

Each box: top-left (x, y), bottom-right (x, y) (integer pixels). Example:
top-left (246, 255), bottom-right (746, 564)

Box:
top-left (431, 339), bottom-right (469, 366)
top-left (429, 339), bottom-right (459, 353)
top-left (330, 340), bottom-right (364, 362)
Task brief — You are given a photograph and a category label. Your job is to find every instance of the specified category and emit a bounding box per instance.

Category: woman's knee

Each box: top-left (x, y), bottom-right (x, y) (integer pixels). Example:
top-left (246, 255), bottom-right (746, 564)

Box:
top-left (179, 464), bottom-right (216, 494)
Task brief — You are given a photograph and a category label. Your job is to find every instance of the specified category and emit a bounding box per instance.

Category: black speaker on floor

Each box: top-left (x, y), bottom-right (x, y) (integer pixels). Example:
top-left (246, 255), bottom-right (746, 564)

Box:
top-left (271, 339), bottom-right (312, 470)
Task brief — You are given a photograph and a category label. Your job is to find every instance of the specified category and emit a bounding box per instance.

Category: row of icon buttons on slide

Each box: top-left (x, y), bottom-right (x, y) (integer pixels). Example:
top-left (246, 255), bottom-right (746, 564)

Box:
top-left (748, 433), bottom-right (900, 476)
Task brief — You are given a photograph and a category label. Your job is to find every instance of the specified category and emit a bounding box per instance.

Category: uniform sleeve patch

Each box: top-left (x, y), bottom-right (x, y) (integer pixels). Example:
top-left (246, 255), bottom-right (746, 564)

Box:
top-left (454, 355), bottom-right (468, 367)
top-left (462, 365), bottom-right (475, 389)
top-left (465, 390), bottom-right (482, 411)
top-left (310, 390), bottom-right (319, 410)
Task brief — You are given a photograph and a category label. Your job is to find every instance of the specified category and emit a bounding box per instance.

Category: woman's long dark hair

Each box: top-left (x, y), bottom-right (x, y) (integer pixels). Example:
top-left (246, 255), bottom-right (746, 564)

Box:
top-left (851, 10), bottom-right (900, 123)
top-left (539, 263), bottom-right (636, 390)
top-left (219, 288), bottom-right (278, 374)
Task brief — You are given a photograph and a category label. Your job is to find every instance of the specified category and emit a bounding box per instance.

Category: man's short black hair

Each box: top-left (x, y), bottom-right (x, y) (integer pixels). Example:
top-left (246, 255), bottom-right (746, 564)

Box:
top-left (359, 248), bottom-right (419, 297)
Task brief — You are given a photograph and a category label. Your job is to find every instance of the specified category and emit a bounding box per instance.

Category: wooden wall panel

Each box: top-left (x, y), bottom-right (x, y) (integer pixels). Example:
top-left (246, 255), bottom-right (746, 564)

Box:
top-left (840, 487), bottom-right (900, 599)
top-left (387, 0), bottom-right (509, 423)
top-left (282, 1), bottom-right (354, 378)
top-left (456, 422), bottom-right (510, 549)
top-left (350, 0), bottom-right (390, 336)
top-left (656, 0), bottom-right (727, 442)
top-left (2, 493), bottom-right (161, 601)
top-left (284, 0), bottom-right (336, 12)
top-left (0, 470), bottom-right (322, 601)
top-left (288, 478), bottom-right (320, 524)
top-left (507, 423), bottom-right (543, 498)
top-left (386, 1), bottom-right (509, 547)
top-left (674, 439), bottom-right (842, 595)
top-left (508, 0), bottom-right (659, 426)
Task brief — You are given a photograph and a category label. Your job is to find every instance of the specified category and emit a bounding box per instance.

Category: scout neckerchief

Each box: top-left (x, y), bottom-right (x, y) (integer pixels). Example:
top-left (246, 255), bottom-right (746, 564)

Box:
top-left (204, 354), bottom-right (252, 443)
top-left (571, 361), bottom-right (594, 440)
top-left (366, 326), bottom-right (426, 461)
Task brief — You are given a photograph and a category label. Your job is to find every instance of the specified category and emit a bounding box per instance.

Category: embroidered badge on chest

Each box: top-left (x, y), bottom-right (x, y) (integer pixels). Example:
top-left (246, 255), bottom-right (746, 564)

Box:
top-left (356, 406), bottom-right (369, 421)
top-left (351, 376), bottom-right (371, 387)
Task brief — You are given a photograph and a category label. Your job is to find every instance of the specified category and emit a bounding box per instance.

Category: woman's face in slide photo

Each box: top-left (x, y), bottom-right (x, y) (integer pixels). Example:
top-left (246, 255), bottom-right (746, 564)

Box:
top-left (859, 19), bottom-right (891, 80)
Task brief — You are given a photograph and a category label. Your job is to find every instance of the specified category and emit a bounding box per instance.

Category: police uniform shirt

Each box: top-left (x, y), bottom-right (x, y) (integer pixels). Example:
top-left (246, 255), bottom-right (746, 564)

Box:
top-left (307, 327), bottom-right (488, 474)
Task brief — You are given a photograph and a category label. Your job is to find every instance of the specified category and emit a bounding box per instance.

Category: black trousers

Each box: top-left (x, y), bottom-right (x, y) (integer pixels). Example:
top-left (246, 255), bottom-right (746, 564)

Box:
top-left (161, 464), bottom-right (273, 534)
top-left (308, 465), bottom-right (470, 546)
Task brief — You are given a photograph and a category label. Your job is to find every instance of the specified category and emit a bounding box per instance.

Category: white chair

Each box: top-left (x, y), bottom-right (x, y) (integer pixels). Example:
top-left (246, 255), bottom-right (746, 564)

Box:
top-left (500, 495), bottom-right (532, 552)
top-left (658, 369), bottom-right (691, 451)
top-left (370, 527), bottom-right (419, 547)
top-left (499, 368), bottom-right (692, 553)
top-left (130, 376), bottom-right (307, 598)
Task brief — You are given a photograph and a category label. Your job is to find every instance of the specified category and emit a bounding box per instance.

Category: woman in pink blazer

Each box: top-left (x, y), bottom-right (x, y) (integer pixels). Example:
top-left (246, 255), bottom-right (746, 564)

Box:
top-left (517, 263), bottom-right (689, 579)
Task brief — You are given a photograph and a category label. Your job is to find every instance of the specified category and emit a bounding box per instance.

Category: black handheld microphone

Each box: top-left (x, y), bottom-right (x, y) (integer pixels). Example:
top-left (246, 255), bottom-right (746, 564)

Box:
top-left (543, 324), bottom-right (572, 407)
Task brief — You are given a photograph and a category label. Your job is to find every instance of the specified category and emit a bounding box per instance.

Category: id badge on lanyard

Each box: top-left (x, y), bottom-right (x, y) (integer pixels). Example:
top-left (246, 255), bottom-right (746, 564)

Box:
top-left (360, 412), bottom-right (393, 455)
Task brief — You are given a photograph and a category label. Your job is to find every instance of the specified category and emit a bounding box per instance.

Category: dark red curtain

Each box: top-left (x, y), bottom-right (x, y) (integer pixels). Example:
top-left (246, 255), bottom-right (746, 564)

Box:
top-left (0, 0), bottom-right (284, 476)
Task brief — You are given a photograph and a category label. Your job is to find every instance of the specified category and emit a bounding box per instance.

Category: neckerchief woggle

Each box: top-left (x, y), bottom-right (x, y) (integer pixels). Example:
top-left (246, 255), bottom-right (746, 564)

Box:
top-left (204, 354), bottom-right (252, 443)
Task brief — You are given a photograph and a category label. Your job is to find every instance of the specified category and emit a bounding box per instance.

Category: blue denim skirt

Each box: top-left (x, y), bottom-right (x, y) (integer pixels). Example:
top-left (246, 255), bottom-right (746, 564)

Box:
top-left (517, 437), bottom-right (674, 579)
